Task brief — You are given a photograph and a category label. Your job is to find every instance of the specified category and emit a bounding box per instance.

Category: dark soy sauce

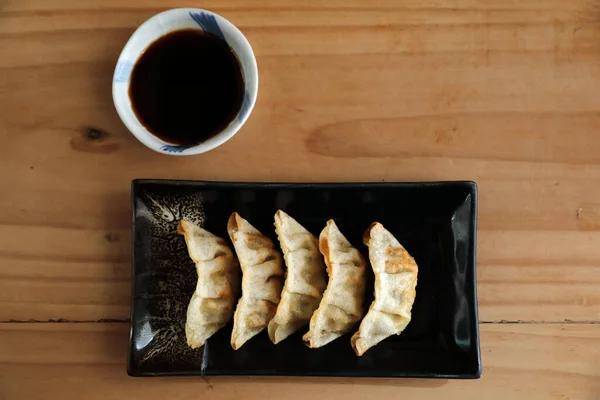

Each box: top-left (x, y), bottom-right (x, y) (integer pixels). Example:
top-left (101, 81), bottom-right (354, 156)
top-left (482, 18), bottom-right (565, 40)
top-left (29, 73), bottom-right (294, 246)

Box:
top-left (129, 29), bottom-right (244, 145)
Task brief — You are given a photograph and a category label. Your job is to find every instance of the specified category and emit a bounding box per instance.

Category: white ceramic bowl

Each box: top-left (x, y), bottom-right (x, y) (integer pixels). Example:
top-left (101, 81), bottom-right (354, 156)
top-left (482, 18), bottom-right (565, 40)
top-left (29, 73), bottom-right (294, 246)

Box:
top-left (112, 8), bottom-right (258, 155)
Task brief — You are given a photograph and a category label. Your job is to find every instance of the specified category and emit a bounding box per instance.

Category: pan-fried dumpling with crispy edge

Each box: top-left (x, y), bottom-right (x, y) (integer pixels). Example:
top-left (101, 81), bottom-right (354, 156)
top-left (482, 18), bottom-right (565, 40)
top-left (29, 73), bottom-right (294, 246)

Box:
top-left (303, 219), bottom-right (367, 348)
top-left (177, 220), bottom-right (240, 349)
top-left (351, 223), bottom-right (418, 356)
top-left (228, 212), bottom-right (284, 350)
top-left (268, 210), bottom-right (327, 344)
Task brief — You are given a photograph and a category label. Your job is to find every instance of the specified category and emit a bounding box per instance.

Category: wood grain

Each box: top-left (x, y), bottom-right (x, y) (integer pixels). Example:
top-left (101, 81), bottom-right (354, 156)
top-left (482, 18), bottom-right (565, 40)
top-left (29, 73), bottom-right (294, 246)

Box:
top-left (2, 227), bottom-right (600, 321)
top-left (2, 0), bottom-right (600, 323)
top-left (0, 322), bottom-right (598, 399)
top-left (1, 0), bottom-right (600, 397)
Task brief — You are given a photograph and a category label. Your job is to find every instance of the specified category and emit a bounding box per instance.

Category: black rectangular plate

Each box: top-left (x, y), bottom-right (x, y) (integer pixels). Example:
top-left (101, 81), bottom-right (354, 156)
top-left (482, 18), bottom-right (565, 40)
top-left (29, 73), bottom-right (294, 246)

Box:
top-left (129, 180), bottom-right (481, 379)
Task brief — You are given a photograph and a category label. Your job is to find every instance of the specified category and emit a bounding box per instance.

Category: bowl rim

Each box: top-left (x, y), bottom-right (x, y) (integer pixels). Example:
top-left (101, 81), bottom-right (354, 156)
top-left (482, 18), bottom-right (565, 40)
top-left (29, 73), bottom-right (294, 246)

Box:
top-left (111, 8), bottom-right (258, 156)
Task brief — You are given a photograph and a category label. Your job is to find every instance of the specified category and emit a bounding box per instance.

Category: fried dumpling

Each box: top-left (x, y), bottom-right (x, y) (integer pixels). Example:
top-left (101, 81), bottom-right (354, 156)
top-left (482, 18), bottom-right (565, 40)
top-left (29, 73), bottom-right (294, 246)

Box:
top-left (268, 210), bottom-right (327, 344)
top-left (351, 223), bottom-right (418, 356)
top-left (177, 220), bottom-right (240, 349)
top-left (228, 212), bottom-right (284, 350)
top-left (303, 219), bottom-right (367, 348)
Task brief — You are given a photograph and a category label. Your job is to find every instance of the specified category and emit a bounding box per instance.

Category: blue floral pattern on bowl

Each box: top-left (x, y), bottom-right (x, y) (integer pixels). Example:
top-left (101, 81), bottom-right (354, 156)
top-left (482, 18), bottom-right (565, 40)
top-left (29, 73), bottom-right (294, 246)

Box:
top-left (189, 11), bottom-right (225, 41)
top-left (114, 61), bottom-right (133, 83)
top-left (161, 144), bottom-right (195, 153)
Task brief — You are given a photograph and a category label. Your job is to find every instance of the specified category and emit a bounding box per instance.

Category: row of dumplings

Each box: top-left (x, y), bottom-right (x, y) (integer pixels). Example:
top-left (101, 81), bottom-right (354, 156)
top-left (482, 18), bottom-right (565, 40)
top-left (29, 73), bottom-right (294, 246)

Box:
top-left (177, 210), bottom-right (418, 356)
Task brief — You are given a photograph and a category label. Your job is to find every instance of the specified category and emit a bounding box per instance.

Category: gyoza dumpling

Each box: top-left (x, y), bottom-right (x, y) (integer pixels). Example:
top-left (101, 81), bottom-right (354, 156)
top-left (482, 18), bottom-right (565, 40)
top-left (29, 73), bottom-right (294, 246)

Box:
top-left (228, 212), bottom-right (284, 350)
top-left (177, 220), bottom-right (240, 349)
top-left (268, 210), bottom-right (327, 344)
top-left (303, 219), bottom-right (367, 348)
top-left (351, 223), bottom-right (418, 356)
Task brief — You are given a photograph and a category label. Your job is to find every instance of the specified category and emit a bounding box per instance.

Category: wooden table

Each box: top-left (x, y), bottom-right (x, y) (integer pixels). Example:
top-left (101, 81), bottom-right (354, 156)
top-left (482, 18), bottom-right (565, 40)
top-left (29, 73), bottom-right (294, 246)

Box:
top-left (1, 0), bottom-right (599, 398)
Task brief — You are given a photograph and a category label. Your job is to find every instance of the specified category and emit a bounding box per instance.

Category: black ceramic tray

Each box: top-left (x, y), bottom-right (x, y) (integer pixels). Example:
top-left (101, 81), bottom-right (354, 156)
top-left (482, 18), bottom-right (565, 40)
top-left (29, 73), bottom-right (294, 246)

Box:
top-left (129, 179), bottom-right (481, 378)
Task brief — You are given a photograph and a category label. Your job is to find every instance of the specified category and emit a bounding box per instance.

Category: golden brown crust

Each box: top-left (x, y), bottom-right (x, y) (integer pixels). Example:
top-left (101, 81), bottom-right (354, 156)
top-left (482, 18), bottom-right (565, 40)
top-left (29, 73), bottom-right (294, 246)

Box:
top-left (363, 222), bottom-right (377, 246)
top-left (245, 233), bottom-right (272, 249)
top-left (227, 212), bottom-right (239, 234)
top-left (319, 234), bottom-right (332, 275)
top-left (176, 220), bottom-right (186, 235)
top-left (384, 247), bottom-right (418, 274)
top-left (351, 222), bottom-right (418, 356)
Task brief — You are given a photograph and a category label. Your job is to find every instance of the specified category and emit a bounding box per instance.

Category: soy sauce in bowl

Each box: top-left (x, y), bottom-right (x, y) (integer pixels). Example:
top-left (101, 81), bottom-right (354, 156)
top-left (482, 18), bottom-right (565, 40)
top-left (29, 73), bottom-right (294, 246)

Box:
top-left (129, 29), bottom-right (245, 146)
